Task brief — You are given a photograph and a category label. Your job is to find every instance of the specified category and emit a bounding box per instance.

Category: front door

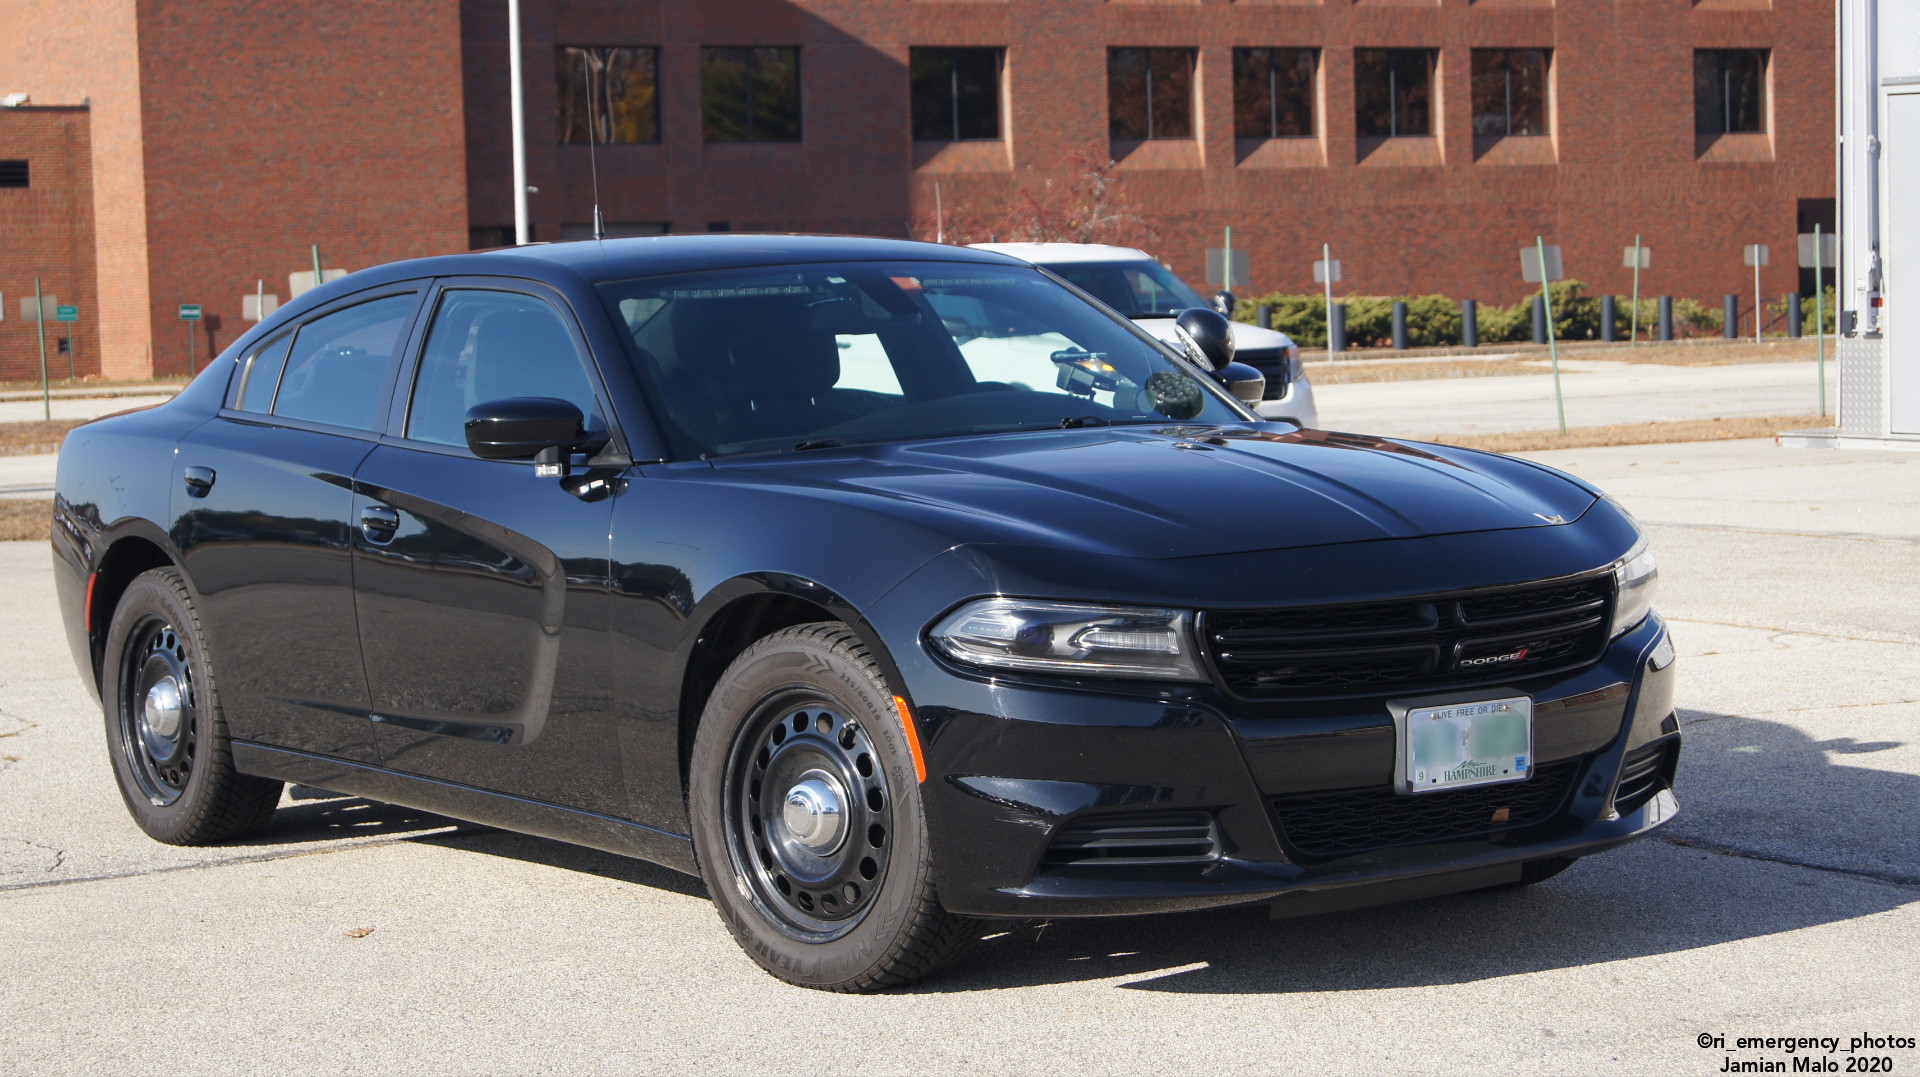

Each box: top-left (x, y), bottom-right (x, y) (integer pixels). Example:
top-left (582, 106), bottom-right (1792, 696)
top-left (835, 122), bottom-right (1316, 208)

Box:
top-left (174, 287), bottom-right (422, 762)
top-left (352, 284), bottom-right (626, 816)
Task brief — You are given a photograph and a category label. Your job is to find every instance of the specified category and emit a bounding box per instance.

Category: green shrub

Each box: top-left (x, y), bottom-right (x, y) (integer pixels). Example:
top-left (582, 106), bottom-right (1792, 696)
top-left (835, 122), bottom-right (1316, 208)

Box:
top-left (1769, 285), bottom-right (1838, 335)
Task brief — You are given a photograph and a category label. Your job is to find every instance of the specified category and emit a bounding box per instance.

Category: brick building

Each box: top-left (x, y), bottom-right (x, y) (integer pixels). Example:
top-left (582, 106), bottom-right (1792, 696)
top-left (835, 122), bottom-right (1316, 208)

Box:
top-left (2, 0), bottom-right (1832, 380)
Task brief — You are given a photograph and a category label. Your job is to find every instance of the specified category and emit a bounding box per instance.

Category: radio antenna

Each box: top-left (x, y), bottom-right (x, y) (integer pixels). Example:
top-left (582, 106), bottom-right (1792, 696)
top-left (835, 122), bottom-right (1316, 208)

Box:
top-left (585, 51), bottom-right (605, 244)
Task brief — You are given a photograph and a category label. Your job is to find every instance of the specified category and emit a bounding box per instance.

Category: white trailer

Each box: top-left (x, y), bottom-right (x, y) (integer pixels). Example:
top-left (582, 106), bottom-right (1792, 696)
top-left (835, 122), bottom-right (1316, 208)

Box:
top-left (1810, 0), bottom-right (1920, 448)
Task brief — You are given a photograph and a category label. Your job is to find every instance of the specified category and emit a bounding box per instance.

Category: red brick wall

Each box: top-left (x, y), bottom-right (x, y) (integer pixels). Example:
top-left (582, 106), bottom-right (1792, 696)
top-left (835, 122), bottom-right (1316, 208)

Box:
top-left (489, 0), bottom-right (1831, 315)
top-left (0, 107), bottom-right (98, 382)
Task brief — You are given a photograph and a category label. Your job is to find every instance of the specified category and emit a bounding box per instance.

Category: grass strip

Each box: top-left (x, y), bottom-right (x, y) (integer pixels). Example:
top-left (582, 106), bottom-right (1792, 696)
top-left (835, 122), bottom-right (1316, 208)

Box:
top-left (1422, 415), bottom-right (1836, 454)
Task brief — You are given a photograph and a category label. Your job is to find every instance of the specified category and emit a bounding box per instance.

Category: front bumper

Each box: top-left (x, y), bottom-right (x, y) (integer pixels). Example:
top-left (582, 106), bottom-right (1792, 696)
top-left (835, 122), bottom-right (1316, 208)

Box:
top-left (881, 599), bottom-right (1677, 919)
top-left (1253, 373), bottom-right (1318, 427)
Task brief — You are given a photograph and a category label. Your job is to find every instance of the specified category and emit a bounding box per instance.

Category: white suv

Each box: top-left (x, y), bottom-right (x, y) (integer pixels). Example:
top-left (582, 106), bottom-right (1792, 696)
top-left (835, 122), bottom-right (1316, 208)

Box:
top-left (970, 242), bottom-right (1318, 427)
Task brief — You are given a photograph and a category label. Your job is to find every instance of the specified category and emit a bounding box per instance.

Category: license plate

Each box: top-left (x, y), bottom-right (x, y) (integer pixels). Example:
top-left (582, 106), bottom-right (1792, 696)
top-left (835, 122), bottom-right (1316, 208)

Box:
top-left (1398, 696), bottom-right (1533, 795)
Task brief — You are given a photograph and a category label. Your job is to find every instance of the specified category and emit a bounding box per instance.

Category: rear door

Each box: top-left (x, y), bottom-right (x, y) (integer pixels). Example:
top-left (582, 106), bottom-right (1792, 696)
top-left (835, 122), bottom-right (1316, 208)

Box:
top-left (174, 285), bottom-right (424, 761)
top-left (351, 280), bottom-right (627, 815)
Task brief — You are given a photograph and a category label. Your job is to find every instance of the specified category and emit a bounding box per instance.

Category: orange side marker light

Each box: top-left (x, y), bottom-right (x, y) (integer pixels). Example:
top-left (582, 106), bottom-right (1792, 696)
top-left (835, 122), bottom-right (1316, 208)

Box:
top-left (85, 572), bottom-right (97, 634)
top-left (892, 695), bottom-right (927, 783)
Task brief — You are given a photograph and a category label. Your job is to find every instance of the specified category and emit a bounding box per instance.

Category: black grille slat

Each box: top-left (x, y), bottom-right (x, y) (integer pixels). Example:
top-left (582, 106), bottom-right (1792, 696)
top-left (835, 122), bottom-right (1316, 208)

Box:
top-left (1042, 811), bottom-right (1220, 867)
top-left (1206, 576), bottom-right (1614, 700)
top-left (1612, 740), bottom-right (1673, 815)
top-left (1272, 760), bottom-right (1581, 859)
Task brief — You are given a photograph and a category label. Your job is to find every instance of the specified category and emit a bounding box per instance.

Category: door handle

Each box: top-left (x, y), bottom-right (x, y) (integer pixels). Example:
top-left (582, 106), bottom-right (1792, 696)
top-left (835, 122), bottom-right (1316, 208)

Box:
top-left (359, 505), bottom-right (400, 544)
top-left (182, 466), bottom-right (216, 498)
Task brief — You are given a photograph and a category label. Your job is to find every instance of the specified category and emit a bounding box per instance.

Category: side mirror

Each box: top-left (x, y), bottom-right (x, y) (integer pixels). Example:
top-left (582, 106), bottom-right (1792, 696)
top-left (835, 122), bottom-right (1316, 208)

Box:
top-left (465, 397), bottom-right (587, 460)
top-left (1211, 290), bottom-right (1237, 316)
top-left (1175, 307), bottom-right (1236, 371)
top-left (1217, 362), bottom-right (1266, 406)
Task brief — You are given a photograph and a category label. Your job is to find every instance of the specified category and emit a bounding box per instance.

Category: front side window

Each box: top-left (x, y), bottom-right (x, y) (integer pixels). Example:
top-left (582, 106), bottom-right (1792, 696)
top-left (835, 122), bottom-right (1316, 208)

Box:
top-left (1471, 49), bottom-right (1549, 137)
top-left (910, 47), bottom-right (1003, 141)
top-left (702, 46), bottom-right (801, 143)
top-left (407, 290), bottom-right (602, 448)
top-left (1233, 48), bottom-right (1317, 139)
top-left (1695, 49), bottom-right (1767, 135)
top-left (1355, 48), bottom-right (1436, 138)
top-left (596, 262), bottom-right (1245, 460)
top-left (271, 293), bottom-right (416, 431)
top-left (556, 46), bottom-right (660, 144)
top-left (1108, 48), bottom-right (1195, 141)
top-left (1041, 260), bottom-right (1207, 319)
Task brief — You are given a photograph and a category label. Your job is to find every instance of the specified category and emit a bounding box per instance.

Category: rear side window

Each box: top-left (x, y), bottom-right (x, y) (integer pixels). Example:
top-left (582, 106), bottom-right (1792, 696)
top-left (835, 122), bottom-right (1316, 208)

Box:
top-left (406, 290), bottom-right (602, 448)
top-left (229, 333), bottom-right (293, 413)
top-left (272, 293), bottom-right (417, 430)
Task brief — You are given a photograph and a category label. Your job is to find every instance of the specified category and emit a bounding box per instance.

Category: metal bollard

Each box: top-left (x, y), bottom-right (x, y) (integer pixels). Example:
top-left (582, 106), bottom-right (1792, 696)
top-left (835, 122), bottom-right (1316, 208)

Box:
top-left (1257, 303), bottom-right (1272, 330)
top-left (1462, 299), bottom-right (1478, 348)
top-left (1330, 303), bottom-right (1347, 353)
top-left (1601, 295), bottom-right (1617, 343)
top-left (1392, 301), bottom-right (1409, 350)
top-left (1532, 295), bottom-right (1547, 344)
top-left (1723, 294), bottom-right (1738, 339)
top-left (1658, 296), bottom-right (1674, 341)
top-left (1786, 293), bottom-right (1802, 338)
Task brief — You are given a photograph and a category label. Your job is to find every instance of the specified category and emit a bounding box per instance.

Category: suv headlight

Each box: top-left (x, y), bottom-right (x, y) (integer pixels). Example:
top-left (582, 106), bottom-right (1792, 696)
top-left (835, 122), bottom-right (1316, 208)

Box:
top-left (928, 598), bottom-right (1206, 681)
top-left (1610, 539), bottom-right (1658, 637)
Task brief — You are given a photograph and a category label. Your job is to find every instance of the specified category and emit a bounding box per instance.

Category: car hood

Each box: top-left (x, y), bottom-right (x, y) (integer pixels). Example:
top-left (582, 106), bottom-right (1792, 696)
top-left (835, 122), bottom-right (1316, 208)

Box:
top-left (1136, 318), bottom-right (1295, 353)
top-left (709, 424), bottom-right (1596, 559)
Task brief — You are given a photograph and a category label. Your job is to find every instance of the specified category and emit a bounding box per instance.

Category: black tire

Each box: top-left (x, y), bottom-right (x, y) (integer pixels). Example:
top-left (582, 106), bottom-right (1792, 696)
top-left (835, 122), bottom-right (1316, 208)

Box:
top-left (102, 567), bottom-right (282, 845)
top-left (688, 622), bottom-right (976, 992)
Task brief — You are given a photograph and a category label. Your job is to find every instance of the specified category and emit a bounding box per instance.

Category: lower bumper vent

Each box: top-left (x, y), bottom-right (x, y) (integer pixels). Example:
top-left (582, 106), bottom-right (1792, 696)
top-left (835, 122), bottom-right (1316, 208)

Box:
top-left (1612, 738), bottom-right (1677, 815)
top-left (1042, 811), bottom-right (1221, 868)
top-left (1271, 760), bottom-right (1581, 859)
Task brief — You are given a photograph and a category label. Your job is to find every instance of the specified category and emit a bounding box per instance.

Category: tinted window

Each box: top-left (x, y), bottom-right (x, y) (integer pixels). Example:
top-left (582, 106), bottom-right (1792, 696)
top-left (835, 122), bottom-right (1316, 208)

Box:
top-left (1233, 48), bottom-right (1317, 139)
top-left (1108, 48), bottom-right (1195, 140)
top-left (231, 333), bottom-right (294, 412)
top-left (1042, 260), bottom-right (1207, 319)
top-left (407, 290), bottom-right (602, 448)
top-left (1695, 49), bottom-right (1767, 135)
top-left (556, 46), bottom-right (660, 144)
top-left (910, 48), bottom-right (1002, 141)
top-left (596, 261), bottom-right (1243, 460)
top-left (1355, 48), bottom-right (1435, 138)
top-left (702, 47), bottom-right (801, 143)
top-left (272, 293), bottom-right (415, 430)
top-left (1472, 49), bottom-right (1549, 137)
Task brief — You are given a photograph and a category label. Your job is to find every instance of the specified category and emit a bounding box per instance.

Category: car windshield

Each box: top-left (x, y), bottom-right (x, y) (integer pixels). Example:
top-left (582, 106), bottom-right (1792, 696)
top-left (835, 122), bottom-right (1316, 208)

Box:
top-left (595, 260), bottom-right (1246, 459)
top-left (1036, 259), bottom-right (1209, 319)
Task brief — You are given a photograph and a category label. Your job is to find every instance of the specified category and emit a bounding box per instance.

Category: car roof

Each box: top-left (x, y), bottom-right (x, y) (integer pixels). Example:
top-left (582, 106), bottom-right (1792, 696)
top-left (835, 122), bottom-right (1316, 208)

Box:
top-left (967, 242), bottom-right (1155, 264)
top-left (432, 234), bottom-right (1023, 283)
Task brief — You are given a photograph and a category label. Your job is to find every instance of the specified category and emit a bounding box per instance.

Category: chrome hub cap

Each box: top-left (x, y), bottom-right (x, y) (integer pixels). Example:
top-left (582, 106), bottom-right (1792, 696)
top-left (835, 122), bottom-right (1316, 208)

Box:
top-left (141, 678), bottom-right (185, 756)
top-left (782, 772), bottom-right (847, 854)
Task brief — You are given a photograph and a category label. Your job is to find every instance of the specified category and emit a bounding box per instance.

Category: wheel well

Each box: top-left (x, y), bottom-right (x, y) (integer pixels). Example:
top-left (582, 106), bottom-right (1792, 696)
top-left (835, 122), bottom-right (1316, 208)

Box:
top-left (678, 593), bottom-right (840, 798)
top-left (89, 537), bottom-right (175, 686)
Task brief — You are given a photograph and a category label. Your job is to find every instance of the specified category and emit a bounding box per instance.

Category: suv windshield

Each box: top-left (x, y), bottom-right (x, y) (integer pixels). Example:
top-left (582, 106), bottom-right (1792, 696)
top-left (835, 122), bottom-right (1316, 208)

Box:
top-left (1036, 259), bottom-right (1208, 319)
top-left (596, 261), bottom-right (1245, 459)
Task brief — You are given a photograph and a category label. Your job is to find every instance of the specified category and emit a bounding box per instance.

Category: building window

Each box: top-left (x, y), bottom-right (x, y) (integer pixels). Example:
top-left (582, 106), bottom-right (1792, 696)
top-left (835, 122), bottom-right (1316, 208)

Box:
top-left (1354, 49), bottom-right (1436, 138)
top-left (556, 47), bottom-right (659, 144)
top-left (910, 48), bottom-right (1003, 141)
top-left (0, 159), bottom-right (27, 187)
top-left (1233, 49), bottom-right (1317, 138)
top-left (1108, 48), bottom-right (1196, 141)
top-left (1471, 49), bottom-right (1549, 137)
top-left (1695, 50), bottom-right (1767, 134)
top-left (702, 46), bottom-right (802, 143)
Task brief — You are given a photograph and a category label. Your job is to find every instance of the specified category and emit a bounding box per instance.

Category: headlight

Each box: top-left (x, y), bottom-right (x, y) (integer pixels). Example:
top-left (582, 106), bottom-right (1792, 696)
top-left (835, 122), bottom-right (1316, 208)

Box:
top-left (928, 598), bottom-right (1206, 681)
top-left (1610, 539), bottom-right (1658, 637)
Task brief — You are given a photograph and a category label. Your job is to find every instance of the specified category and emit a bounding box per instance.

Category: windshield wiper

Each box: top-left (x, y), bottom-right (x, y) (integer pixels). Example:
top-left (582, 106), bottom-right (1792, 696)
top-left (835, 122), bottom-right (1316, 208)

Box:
top-left (791, 437), bottom-right (847, 452)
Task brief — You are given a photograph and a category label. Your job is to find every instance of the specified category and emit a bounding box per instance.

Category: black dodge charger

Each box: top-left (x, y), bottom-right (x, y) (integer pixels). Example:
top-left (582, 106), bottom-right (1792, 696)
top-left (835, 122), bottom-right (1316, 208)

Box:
top-left (52, 235), bottom-right (1676, 991)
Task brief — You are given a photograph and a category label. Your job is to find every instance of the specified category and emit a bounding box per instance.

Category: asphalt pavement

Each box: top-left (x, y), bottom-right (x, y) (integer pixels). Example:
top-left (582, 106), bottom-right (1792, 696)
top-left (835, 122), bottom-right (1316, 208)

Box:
top-left (0, 438), bottom-right (1914, 1075)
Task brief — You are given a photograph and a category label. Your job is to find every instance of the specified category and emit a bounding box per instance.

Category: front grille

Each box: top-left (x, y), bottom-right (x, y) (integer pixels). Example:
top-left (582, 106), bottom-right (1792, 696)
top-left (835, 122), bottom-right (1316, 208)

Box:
top-left (1041, 811), bottom-right (1221, 868)
top-left (1613, 738), bottom-right (1675, 815)
top-left (1204, 575), bottom-right (1614, 700)
top-left (1271, 760), bottom-right (1581, 859)
top-left (1233, 347), bottom-right (1293, 399)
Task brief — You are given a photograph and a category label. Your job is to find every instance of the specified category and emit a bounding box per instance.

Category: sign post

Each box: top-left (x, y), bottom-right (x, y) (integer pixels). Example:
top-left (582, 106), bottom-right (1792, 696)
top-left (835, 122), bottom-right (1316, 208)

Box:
top-left (1312, 245), bottom-right (1342, 363)
top-left (1521, 238), bottom-right (1568, 434)
top-left (1800, 226), bottom-right (1835, 417)
top-left (179, 303), bottom-right (203, 375)
top-left (1205, 228), bottom-right (1249, 293)
top-left (32, 278), bottom-right (50, 420)
top-left (55, 304), bottom-right (78, 380)
top-left (1743, 244), bottom-right (1770, 344)
top-left (1623, 238), bottom-right (1650, 344)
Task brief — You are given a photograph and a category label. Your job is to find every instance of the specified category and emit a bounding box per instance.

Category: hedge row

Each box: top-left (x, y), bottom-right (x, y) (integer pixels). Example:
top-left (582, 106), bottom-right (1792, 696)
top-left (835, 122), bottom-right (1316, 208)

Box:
top-left (1234, 283), bottom-right (1838, 349)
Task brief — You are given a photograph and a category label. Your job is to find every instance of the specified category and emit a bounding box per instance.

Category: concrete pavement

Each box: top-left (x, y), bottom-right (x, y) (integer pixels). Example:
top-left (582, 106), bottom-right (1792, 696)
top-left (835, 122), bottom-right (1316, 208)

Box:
top-left (1313, 359), bottom-right (1839, 438)
top-left (0, 438), bottom-right (1914, 1075)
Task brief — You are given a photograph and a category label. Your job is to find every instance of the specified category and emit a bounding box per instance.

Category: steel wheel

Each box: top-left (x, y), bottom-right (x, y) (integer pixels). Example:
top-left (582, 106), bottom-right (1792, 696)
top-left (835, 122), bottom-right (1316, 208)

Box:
top-left (724, 692), bottom-right (893, 941)
top-left (115, 615), bottom-right (198, 806)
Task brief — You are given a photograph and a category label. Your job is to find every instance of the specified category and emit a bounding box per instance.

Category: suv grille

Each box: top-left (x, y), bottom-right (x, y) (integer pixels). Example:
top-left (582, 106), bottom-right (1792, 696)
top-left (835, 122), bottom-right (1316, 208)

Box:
top-left (1613, 739), bottom-right (1675, 815)
top-left (1041, 811), bottom-right (1221, 868)
top-left (1233, 346), bottom-right (1292, 399)
top-left (1204, 576), bottom-right (1613, 700)
top-left (1271, 760), bottom-right (1581, 859)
